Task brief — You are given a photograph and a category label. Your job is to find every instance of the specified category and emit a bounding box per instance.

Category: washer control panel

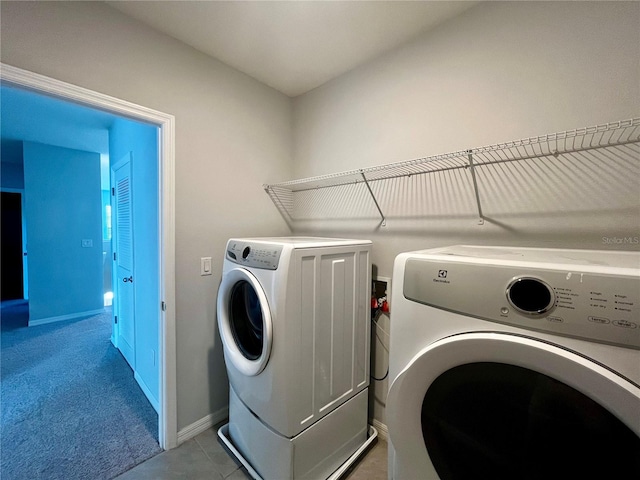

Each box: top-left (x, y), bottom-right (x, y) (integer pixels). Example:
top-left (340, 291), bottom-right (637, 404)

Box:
top-left (226, 241), bottom-right (283, 270)
top-left (404, 258), bottom-right (640, 349)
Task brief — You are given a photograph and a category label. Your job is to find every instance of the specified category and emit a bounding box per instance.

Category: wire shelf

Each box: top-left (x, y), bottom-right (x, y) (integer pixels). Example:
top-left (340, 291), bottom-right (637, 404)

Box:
top-left (264, 118), bottom-right (640, 226)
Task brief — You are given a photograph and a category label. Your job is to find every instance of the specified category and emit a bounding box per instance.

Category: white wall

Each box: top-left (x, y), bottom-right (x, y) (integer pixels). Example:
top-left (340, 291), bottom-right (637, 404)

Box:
top-left (292, 1), bottom-right (640, 423)
top-left (0, 1), bottom-right (292, 431)
top-left (23, 142), bottom-right (104, 322)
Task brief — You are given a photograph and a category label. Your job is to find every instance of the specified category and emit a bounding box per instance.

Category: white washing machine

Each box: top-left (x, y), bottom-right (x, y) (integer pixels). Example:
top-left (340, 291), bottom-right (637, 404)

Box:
top-left (387, 245), bottom-right (640, 479)
top-left (216, 237), bottom-right (376, 480)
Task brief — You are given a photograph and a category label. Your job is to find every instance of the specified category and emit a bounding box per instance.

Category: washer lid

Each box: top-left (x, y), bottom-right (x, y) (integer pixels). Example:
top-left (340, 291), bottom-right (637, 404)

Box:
top-left (409, 245), bottom-right (639, 274)
top-left (228, 236), bottom-right (372, 248)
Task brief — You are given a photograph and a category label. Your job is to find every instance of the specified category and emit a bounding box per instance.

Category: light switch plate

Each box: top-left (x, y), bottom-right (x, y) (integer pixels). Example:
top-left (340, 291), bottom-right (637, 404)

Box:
top-left (200, 257), bottom-right (212, 276)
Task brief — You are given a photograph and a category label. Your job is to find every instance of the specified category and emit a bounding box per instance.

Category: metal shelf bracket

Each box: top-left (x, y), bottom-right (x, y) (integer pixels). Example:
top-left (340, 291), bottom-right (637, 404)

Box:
top-left (467, 150), bottom-right (485, 225)
top-left (360, 170), bottom-right (387, 226)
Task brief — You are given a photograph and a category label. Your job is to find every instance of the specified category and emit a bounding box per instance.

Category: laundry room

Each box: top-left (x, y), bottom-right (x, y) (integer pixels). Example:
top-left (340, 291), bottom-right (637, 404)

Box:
top-left (1, 1), bottom-right (638, 479)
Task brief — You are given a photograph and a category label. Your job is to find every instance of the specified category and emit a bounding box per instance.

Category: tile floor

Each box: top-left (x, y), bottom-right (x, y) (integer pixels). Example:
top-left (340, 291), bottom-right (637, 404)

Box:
top-left (116, 424), bottom-right (387, 480)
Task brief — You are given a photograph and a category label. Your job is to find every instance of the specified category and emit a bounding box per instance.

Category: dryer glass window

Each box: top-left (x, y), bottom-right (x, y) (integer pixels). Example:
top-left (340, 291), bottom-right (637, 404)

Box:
top-left (229, 280), bottom-right (264, 360)
top-left (421, 362), bottom-right (640, 479)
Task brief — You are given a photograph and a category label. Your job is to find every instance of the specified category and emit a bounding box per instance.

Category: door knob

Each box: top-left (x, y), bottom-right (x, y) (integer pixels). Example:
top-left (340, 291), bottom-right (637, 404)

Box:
top-left (123, 276), bottom-right (133, 283)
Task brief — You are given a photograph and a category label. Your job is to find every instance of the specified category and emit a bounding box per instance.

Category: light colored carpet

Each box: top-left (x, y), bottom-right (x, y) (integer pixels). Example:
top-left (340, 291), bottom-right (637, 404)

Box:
top-left (1, 302), bottom-right (161, 479)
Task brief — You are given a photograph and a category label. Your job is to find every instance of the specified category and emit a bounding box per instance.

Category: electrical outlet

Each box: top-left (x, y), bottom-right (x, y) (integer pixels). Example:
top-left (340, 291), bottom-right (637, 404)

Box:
top-left (81, 239), bottom-right (93, 248)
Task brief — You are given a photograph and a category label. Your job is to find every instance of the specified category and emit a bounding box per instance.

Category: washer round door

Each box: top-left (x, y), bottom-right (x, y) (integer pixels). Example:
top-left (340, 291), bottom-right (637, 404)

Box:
top-left (387, 333), bottom-right (640, 480)
top-left (217, 267), bottom-right (272, 376)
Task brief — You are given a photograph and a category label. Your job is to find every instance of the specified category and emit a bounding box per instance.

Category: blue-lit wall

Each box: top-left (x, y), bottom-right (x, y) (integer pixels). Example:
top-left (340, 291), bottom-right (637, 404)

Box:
top-left (0, 163), bottom-right (24, 189)
top-left (23, 142), bottom-right (103, 321)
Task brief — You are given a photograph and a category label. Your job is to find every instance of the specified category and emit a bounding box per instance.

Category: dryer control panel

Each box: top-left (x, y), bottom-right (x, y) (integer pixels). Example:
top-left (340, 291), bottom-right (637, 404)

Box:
top-left (226, 241), bottom-right (283, 270)
top-left (404, 258), bottom-right (640, 349)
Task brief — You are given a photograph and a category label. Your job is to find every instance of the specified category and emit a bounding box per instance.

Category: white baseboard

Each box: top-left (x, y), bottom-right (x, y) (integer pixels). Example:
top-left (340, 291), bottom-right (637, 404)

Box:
top-left (134, 371), bottom-right (160, 414)
top-left (29, 308), bottom-right (105, 327)
top-left (370, 418), bottom-right (388, 441)
top-left (177, 406), bottom-right (229, 445)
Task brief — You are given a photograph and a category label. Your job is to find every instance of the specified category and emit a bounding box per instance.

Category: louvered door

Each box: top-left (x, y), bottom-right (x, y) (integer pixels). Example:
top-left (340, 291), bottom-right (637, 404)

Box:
top-left (113, 153), bottom-right (135, 368)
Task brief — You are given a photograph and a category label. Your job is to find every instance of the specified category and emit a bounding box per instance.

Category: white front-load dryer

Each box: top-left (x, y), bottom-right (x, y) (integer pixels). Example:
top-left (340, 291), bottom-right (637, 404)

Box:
top-left (217, 237), bottom-right (373, 480)
top-left (387, 245), bottom-right (640, 480)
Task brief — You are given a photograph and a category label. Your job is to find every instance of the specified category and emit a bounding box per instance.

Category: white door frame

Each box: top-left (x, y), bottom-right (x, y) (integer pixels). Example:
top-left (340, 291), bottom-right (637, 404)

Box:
top-left (0, 63), bottom-right (178, 449)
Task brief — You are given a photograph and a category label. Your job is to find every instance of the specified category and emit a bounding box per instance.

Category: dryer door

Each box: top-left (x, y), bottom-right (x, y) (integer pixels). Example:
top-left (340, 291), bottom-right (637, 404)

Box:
top-left (217, 267), bottom-right (272, 376)
top-left (387, 333), bottom-right (640, 480)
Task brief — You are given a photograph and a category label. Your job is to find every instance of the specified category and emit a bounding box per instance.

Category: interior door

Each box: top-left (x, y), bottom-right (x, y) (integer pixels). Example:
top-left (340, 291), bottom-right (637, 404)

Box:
top-left (1, 191), bottom-right (24, 300)
top-left (112, 154), bottom-right (135, 368)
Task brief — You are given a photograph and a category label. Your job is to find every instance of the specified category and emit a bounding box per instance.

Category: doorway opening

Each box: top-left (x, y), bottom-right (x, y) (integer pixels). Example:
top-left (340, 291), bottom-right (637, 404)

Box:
top-left (0, 63), bottom-right (177, 449)
top-left (1, 191), bottom-right (24, 301)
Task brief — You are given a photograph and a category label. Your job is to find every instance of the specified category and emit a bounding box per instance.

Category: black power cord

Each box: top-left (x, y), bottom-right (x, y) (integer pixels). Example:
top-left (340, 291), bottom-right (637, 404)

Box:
top-left (370, 309), bottom-right (389, 381)
top-left (371, 366), bottom-right (389, 382)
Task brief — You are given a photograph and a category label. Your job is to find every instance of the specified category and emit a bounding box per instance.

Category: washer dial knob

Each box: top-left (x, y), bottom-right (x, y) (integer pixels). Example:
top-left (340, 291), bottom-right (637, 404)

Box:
top-left (507, 277), bottom-right (555, 315)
